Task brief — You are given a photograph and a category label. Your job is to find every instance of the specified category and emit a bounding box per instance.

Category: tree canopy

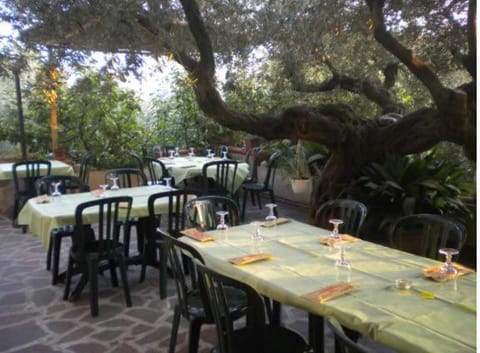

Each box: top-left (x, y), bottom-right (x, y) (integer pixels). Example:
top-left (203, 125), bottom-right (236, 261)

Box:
top-left (0, 0), bottom-right (475, 211)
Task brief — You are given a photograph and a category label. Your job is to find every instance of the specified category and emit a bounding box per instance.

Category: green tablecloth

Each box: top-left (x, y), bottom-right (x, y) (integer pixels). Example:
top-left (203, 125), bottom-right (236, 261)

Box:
top-left (157, 157), bottom-right (249, 191)
top-left (180, 220), bottom-right (476, 353)
top-left (18, 184), bottom-right (175, 247)
top-left (0, 160), bottom-right (74, 180)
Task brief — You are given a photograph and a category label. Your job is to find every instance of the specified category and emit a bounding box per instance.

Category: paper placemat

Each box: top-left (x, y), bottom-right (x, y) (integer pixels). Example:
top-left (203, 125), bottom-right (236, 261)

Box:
top-left (35, 194), bottom-right (50, 204)
top-left (261, 217), bottom-right (290, 228)
top-left (423, 263), bottom-right (474, 282)
top-left (181, 228), bottom-right (216, 242)
top-left (229, 253), bottom-right (272, 265)
top-left (302, 282), bottom-right (356, 303)
top-left (320, 234), bottom-right (359, 246)
top-left (118, 202), bottom-right (130, 209)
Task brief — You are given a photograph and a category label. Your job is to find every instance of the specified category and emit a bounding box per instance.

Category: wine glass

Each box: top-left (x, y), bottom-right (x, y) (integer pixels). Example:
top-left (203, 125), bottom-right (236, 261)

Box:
top-left (174, 147), bottom-right (180, 157)
top-left (206, 148), bottom-right (212, 158)
top-left (164, 177), bottom-right (173, 189)
top-left (168, 150), bottom-right (175, 159)
top-left (335, 243), bottom-right (352, 282)
top-left (109, 174), bottom-right (120, 190)
top-left (99, 184), bottom-right (108, 197)
top-left (189, 147), bottom-right (195, 156)
top-left (50, 182), bottom-right (62, 197)
top-left (222, 151), bottom-right (228, 159)
top-left (251, 221), bottom-right (264, 241)
top-left (439, 248), bottom-right (459, 276)
top-left (265, 203), bottom-right (277, 223)
top-left (329, 219), bottom-right (343, 239)
top-left (216, 210), bottom-right (229, 231)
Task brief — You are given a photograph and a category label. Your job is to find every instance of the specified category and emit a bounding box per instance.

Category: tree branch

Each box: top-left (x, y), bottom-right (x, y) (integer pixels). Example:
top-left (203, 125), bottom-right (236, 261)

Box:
top-left (466, 0), bottom-right (476, 77)
top-left (366, 0), bottom-right (449, 104)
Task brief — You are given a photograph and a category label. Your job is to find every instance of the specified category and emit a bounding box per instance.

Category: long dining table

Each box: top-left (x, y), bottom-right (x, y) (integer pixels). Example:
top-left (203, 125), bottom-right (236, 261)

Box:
top-left (157, 156), bottom-right (249, 191)
top-left (179, 219), bottom-right (476, 353)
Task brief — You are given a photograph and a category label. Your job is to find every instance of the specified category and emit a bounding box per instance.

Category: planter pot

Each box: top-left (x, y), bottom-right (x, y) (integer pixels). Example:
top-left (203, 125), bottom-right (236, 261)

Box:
top-left (290, 178), bottom-right (312, 194)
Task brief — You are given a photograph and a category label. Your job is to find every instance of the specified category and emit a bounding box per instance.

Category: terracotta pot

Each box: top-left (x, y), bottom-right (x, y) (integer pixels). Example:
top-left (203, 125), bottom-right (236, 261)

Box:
top-left (290, 178), bottom-right (312, 194)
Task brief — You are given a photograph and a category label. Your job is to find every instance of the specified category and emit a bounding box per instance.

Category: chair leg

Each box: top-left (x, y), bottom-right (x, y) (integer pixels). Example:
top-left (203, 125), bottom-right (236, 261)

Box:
top-left (46, 236), bottom-right (53, 271)
top-left (87, 255), bottom-right (100, 317)
top-left (188, 318), bottom-right (203, 353)
top-left (123, 223), bottom-right (131, 263)
top-left (159, 243), bottom-right (167, 299)
top-left (63, 256), bottom-right (73, 301)
top-left (169, 305), bottom-right (181, 353)
top-left (241, 189), bottom-right (248, 221)
top-left (52, 233), bottom-right (63, 285)
top-left (117, 255), bottom-right (132, 308)
top-left (256, 192), bottom-right (262, 209)
top-left (109, 259), bottom-right (119, 287)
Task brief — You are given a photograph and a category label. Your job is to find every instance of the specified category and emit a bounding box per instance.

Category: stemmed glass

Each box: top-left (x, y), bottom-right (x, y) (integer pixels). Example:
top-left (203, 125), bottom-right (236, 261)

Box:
top-left (174, 147), bottom-right (180, 157)
top-left (329, 219), bottom-right (344, 239)
top-left (206, 148), bottom-right (212, 158)
top-left (109, 174), bottom-right (120, 190)
top-left (216, 211), bottom-right (229, 231)
top-left (265, 203), bottom-right (277, 223)
top-left (164, 177), bottom-right (173, 189)
top-left (168, 150), bottom-right (175, 159)
top-left (50, 182), bottom-right (62, 197)
top-left (251, 221), bottom-right (264, 241)
top-left (222, 146), bottom-right (229, 160)
top-left (335, 241), bottom-right (352, 282)
top-left (99, 184), bottom-right (108, 197)
top-left (439, 248), bottom-right (459, 276)
top-left (188, 147), bottom-right (195, 160)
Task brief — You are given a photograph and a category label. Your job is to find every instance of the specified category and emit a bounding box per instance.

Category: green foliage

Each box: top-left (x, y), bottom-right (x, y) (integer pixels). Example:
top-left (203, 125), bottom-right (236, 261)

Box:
top-left (344, 149), bottom-right (474, 228)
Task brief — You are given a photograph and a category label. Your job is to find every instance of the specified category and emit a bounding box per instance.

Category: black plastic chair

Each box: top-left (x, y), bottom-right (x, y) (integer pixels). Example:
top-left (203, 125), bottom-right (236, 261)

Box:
top-left (139, 189), bottom-right (188, 298)
top-left (243, 147), bottom-right (262, 185)
top-left (241, 151), bottom-right (281, 221)
top-left (185, 195), bottom-right (240, 230)
top-left (196, 263), bottom-right (308, 353)
top-left (314, 199), bottom-right (368, 237)
top-left (63, 196), bottom-right (133, 317)
top-left (327, 317), bottom-right (372, 353)
top-left (307, 153), bottom-right (327, 176)
top-left (389, 213), bottom-right (466, 260)
top-left (143, 156), bottom-right (175, 186)
top-left (35, 175), bottom-right (90, 285)
top-left (78, 151), bottom-right (94, 186)
top-left (201, 160), bottom-right (239, 199)
top-left (164, 233), bottom-right (247, 353)
top-left (127, 151), bottom-right (144, 170)
top-left (105, 167), bottom-right (148, 188)
top-left (12, 160), bottom-right (52, 228)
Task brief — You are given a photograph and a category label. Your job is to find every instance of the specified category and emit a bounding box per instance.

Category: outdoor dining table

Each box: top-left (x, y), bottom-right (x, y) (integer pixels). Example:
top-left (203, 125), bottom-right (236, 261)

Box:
top-left (179, 219), bottom-right (476, 353)
top-left (0, 160), bottom-right (75, 217)
top-left (158, 156), bottom-right (249, 191)
top-left (17, 184), bottom-right (174, 247)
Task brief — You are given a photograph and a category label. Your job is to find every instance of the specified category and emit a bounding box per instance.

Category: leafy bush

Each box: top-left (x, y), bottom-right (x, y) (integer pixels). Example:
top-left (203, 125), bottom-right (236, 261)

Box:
top-left (344, 151), bottom-right (474, 230)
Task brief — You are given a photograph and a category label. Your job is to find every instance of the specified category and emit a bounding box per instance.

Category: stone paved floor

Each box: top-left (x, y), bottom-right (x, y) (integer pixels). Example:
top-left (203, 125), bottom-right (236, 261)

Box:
top-left (0, 197), bottom-right (393, 353)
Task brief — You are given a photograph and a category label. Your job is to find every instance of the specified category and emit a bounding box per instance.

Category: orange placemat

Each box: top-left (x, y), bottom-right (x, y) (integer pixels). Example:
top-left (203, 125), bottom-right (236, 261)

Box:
top-left (229, 253), bottom-right (272, 265)
top-left (423, 263), bottom-right (474, 282)
top-left (302, 282), bottom-right (356, 303)
top-left (35, 194), bottom-right (50, 204)
top-left (181, 228), bottom-right (216, 242)
top-left (320, 234), bottom-right (359, 246)
top-left (91, 189), bottom-right (104, 197)
top-left (261, 217), bottom-right (290, 228)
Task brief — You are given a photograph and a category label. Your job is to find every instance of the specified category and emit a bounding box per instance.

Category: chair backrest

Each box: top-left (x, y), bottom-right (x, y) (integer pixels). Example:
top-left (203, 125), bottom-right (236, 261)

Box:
top-left (196, 263), bottom-right (265, 353)
top-left (35, 175), bottom-right (90, 196)
top-left (78, 151), bottom-right (94, 185)
top-left (389, 214), bottom-right (466, 260)
top-left (262, 151), bottom-right (281, 188)
top-left (314, 199), bottom-right (368, 237)
top-left (307, 153), bottom-right (327, 176)
top-left (13, 160), bottom-right (52, 196)
top-left (244, 147), bottom-right (262, 183)
top-left (143, 157), bottom-right (174, 186)
top-left (147, 189), bottom-right (188, 239)
top-left (202, 160), bottom-right (239, 197)
top-left (105, 168), bottom-right (148, 188)
top-left (72, 196), bottom-right (132, 256)
top-left (327, 317), bottom-right (372, 353)
top-left (163, 232), bottom-right (206, 318)
top-left (185, 195), bottom-right (240, 230)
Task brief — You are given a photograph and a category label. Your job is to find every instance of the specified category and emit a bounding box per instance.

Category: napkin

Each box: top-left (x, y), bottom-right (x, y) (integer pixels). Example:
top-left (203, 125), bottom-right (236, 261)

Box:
top-left (320, 234), bottom-right (359, 246)
top-left (261, 217), bottom-right (290, 228)
top-left (229, 253), bottom-right (272, 265)
top-left (181, 228), bottom-right (216, 242)
top-left (35, 194), bottom-right (50, 204)
top-left (302, 282), bottom-right (356, 303)
top-left (423, 263), bottom-right (474, 282)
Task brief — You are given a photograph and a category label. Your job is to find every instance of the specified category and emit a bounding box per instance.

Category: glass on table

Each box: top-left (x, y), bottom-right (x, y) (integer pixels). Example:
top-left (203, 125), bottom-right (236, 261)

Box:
top-left (168, 150), bottom-right (175, 159)
top-left (50, 182), bottom-right (62, 197)
top-left (174, 147), bottom-right (180, 157)
top-left (163, 177), bottom-right (173, 189)
top-left (98, 184), bottom-right (108, 197)
top-left (439, 248), bottom-right (459, 275)
top-left (265, 203), bottom-right (277, 223)
top-left (216, 210), bottom-right (229, 231)
top-left (108, 174), bottom-right (120, 190)
top-left (328, 219), bottom-right (343, 239)
top-left (334, 240), bottom-right (351, 282)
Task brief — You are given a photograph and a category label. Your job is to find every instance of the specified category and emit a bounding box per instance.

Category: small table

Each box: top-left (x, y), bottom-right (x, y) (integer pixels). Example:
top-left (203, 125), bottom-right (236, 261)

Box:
top-left (0, 160), bottom-right (75, 217)
top-left (180, 220), bottom-right (476, 353)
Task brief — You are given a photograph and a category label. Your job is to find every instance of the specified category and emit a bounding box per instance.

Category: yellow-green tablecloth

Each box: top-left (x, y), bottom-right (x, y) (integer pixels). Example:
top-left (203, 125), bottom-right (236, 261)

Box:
top-left (0, 160), bottom-right (74, 180)
top-left (180, 220), bottom-right (476, 353)
top-left (18, 184), bottom-right (175, 247)
top-left (156, 157), bottom-right (249, 191)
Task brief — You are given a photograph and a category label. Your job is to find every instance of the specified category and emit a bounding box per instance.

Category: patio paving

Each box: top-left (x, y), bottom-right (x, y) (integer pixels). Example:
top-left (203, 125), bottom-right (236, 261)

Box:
top-left (0, 197), bottom-right (393, 353)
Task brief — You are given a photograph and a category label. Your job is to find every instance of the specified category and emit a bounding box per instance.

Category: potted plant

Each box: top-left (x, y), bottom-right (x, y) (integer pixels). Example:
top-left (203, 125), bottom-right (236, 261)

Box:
top-left (280, 139), bottom-right (312, 194)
